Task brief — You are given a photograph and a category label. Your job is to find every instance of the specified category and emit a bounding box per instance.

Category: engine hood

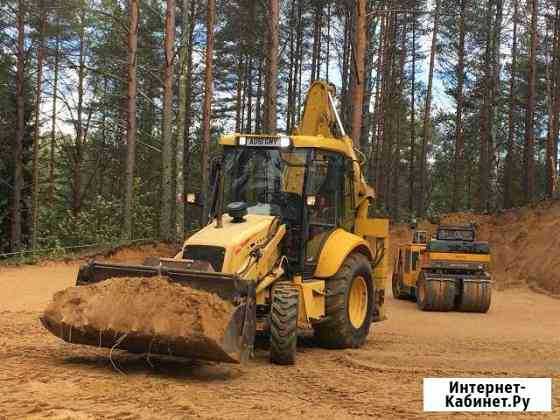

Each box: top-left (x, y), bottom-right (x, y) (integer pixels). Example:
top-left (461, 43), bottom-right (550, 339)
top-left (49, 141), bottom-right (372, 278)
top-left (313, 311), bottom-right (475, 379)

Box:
top-left (183, 214), bottom-right (279, 274)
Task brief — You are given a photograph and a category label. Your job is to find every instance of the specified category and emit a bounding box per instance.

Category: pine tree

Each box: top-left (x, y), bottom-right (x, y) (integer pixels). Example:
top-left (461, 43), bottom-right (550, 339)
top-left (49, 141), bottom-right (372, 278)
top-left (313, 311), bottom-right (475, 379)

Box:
top-left (201, 0), bottom-right (215, 224)
top-left (160, 0), bottom-right (176, 241)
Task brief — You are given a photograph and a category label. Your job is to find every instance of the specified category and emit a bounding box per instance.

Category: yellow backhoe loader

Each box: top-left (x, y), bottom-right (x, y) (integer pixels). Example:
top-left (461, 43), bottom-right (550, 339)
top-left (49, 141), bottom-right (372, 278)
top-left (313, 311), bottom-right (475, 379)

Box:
top-left (392, 223), bottom-right (492, 313)
top-left (42, 81), bottom-right (390, 365)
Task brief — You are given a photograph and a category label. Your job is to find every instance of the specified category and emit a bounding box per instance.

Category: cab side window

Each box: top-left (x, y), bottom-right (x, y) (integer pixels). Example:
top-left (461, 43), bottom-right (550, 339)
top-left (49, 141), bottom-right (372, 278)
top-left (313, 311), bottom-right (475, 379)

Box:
top-left (412, 252), bottom-right (419, 271)
top-left (307, 151), bottom-right (344, 227)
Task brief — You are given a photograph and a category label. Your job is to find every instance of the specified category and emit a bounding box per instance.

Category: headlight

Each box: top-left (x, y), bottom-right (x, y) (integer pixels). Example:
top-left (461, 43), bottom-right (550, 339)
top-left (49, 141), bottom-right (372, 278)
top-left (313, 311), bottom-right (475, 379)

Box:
top-left (306, 195), bottom-right (317, 206)
top-left (279, 135), bottom-right (291, 148)
top-left (238, 136), bottom-right (247, 146)
top-left (186, 192), bottom-right (197, 204)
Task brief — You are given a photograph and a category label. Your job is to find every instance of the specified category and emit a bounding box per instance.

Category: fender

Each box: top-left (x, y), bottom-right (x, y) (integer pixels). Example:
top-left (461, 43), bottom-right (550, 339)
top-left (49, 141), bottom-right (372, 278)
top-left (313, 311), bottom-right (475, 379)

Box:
top-left (314, 229), bottom-right (373, 278)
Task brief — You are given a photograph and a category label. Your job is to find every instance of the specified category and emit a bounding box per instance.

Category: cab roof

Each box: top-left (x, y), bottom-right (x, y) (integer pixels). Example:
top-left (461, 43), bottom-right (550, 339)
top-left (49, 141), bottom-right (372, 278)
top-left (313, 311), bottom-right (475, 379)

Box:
top-left (219, 134), bottom-right (355, 159)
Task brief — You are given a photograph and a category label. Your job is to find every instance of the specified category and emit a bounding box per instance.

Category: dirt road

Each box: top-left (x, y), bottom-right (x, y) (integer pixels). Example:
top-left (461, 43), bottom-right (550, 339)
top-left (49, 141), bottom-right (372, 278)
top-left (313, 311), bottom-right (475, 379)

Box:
top-left (1, 260), bottom-right (558, 419)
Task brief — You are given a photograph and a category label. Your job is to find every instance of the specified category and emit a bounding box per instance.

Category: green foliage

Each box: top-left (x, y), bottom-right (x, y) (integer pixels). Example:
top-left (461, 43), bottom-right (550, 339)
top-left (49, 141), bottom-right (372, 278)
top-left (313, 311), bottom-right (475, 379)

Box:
top-left (38, 196), bottom-right (121, 248)
top-left (37, 187), bottom-right (157, 250)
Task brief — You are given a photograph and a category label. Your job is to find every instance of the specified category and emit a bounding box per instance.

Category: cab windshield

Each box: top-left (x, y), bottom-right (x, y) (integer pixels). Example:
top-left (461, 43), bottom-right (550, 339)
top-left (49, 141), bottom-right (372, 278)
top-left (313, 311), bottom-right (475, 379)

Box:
top-left (428, 240), bottom-right (490, 255)
top-left (437, 228), bottom-right (475, 241)
top-left (222, 147), bottom-right (308, 222)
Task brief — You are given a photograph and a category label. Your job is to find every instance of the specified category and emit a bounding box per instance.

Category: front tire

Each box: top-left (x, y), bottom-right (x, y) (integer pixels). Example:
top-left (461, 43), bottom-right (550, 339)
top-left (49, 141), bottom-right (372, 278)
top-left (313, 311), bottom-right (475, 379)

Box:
top-left (314, 253), bottom-right (374, 349)
top-left (270, 282), bottom-right (299, 365)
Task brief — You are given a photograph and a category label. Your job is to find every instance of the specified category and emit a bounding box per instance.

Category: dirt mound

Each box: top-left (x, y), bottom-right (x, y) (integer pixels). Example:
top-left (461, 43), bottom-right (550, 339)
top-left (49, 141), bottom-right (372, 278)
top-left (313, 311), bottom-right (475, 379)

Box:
top-left (41, 277), bottom-right (239, 362)
top-left (97, 242), bottom-right (179, 264)
top-left (391, 200), bottom-right (560, 296)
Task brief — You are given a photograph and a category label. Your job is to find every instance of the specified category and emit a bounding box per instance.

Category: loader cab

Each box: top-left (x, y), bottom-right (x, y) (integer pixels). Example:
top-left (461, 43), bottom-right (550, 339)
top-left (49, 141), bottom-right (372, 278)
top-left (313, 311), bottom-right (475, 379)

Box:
top-left (219, 136), bottom-right (355, 276)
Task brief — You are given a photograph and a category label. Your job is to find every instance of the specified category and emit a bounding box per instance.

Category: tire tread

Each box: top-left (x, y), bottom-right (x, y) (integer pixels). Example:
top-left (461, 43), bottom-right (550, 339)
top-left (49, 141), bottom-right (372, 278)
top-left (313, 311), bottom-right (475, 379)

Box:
top-left (270, 282), bottom-right (299, 365)
top-left (314, 253), bottom-right (373, 349)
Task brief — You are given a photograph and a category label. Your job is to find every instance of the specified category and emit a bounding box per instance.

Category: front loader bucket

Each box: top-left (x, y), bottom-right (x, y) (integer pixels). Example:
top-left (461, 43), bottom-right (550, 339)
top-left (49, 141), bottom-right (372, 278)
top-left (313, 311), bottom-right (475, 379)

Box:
top-left (40, 261), bottom-right (256, 364)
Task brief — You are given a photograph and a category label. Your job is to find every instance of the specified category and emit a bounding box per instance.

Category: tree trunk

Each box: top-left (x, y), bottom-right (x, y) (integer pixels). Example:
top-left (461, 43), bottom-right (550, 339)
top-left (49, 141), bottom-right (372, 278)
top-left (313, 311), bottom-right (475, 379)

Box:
top-left (361, 14), bottom-right (378, 159)
top-left (246, 58), bottom-right (253, 133)
top-left (256, 61), bottom-right (263, 132)
top-left (350, 0), bottom-right (367, 148)
top-left (341, 8), bottom-right (352, 124)
top-left (31, 6), bottom-right (47, 249)
top-left (546, 0), bottom-right (560, 197)
top-left (201, 0), bottom-right (215, 224)
top-left (49, 18), bottom-right (60, 203)
top-left (326, 3), bottom-right (331, 81)
top-left (240, 54), bottom-right (247, 132)
top-left (504, 0), bottom-right (518, 208)
top-left (418, 0), bottom-right (441, 217)
top-left (392, 20), bottom-right (407, 220)
top-left (160, 0), bottom-right (175, 241)
top-left (478, 0), bottom-right (493, 213)
top-left (382, 12), bottom-right (397, 209)
top-left (310, 5), bottom-right (322, 83)
top-left (408, 6), bottom-right (417, 216)
top-left (378, 11), bottom-right (396, 206)
top-left (296, 2), bottom-right (304, 127)
top-left (553, 0), bottom-right (560, 186)
top-left (11, 0), bottom-right (25, 252)
top-left (265, 0), bottom-right (279, 133)
top-left (286, 0), bottom-right (295, 131)
top-left (183, 0), bottom-right (196, 234)
top-left (72, 8), bottom-right (87, 216)
top-left (369, 10), bottom-right (385, 187)
top-left (374, 10), bottom-right (392, 193)
top-left (235, 54), bottom-right (244, 132)
top-left (175, 0), bottom-right (190, 239)
top-left (452, 0), bottom-right (466, 212)
top-left (294, 1), bottom-right (303, 127)
top-left (524, 0), bottom-right (538, 204)
top-left (123, 0), bottom-right (139, 240)
top-left (489, 0), bottom-right (503, 194)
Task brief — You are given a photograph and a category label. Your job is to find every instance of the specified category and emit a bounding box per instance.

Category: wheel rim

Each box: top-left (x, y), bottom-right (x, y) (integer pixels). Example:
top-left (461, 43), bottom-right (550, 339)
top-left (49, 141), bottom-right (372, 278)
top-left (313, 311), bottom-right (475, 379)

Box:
top-left (348, 275), bottom-right (368, 329)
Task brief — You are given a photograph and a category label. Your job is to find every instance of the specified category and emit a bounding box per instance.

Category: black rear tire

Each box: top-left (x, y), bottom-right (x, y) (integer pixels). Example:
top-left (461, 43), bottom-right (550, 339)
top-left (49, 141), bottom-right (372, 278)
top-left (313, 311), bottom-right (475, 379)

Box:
top-left (416, 272), bottom-right (455, 311)
top-left (314, 253), bottom-right (374, 349)
top-left (270, 282), bottom-right (299, 365)
top-left (392, 271), bottom-right (408, 300)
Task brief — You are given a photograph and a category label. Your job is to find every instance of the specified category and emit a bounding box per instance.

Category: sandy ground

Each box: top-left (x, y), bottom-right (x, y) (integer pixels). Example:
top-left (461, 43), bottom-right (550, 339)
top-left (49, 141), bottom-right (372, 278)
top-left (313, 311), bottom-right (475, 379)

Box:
top-left (0, 259), bottom-right (559, 419)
